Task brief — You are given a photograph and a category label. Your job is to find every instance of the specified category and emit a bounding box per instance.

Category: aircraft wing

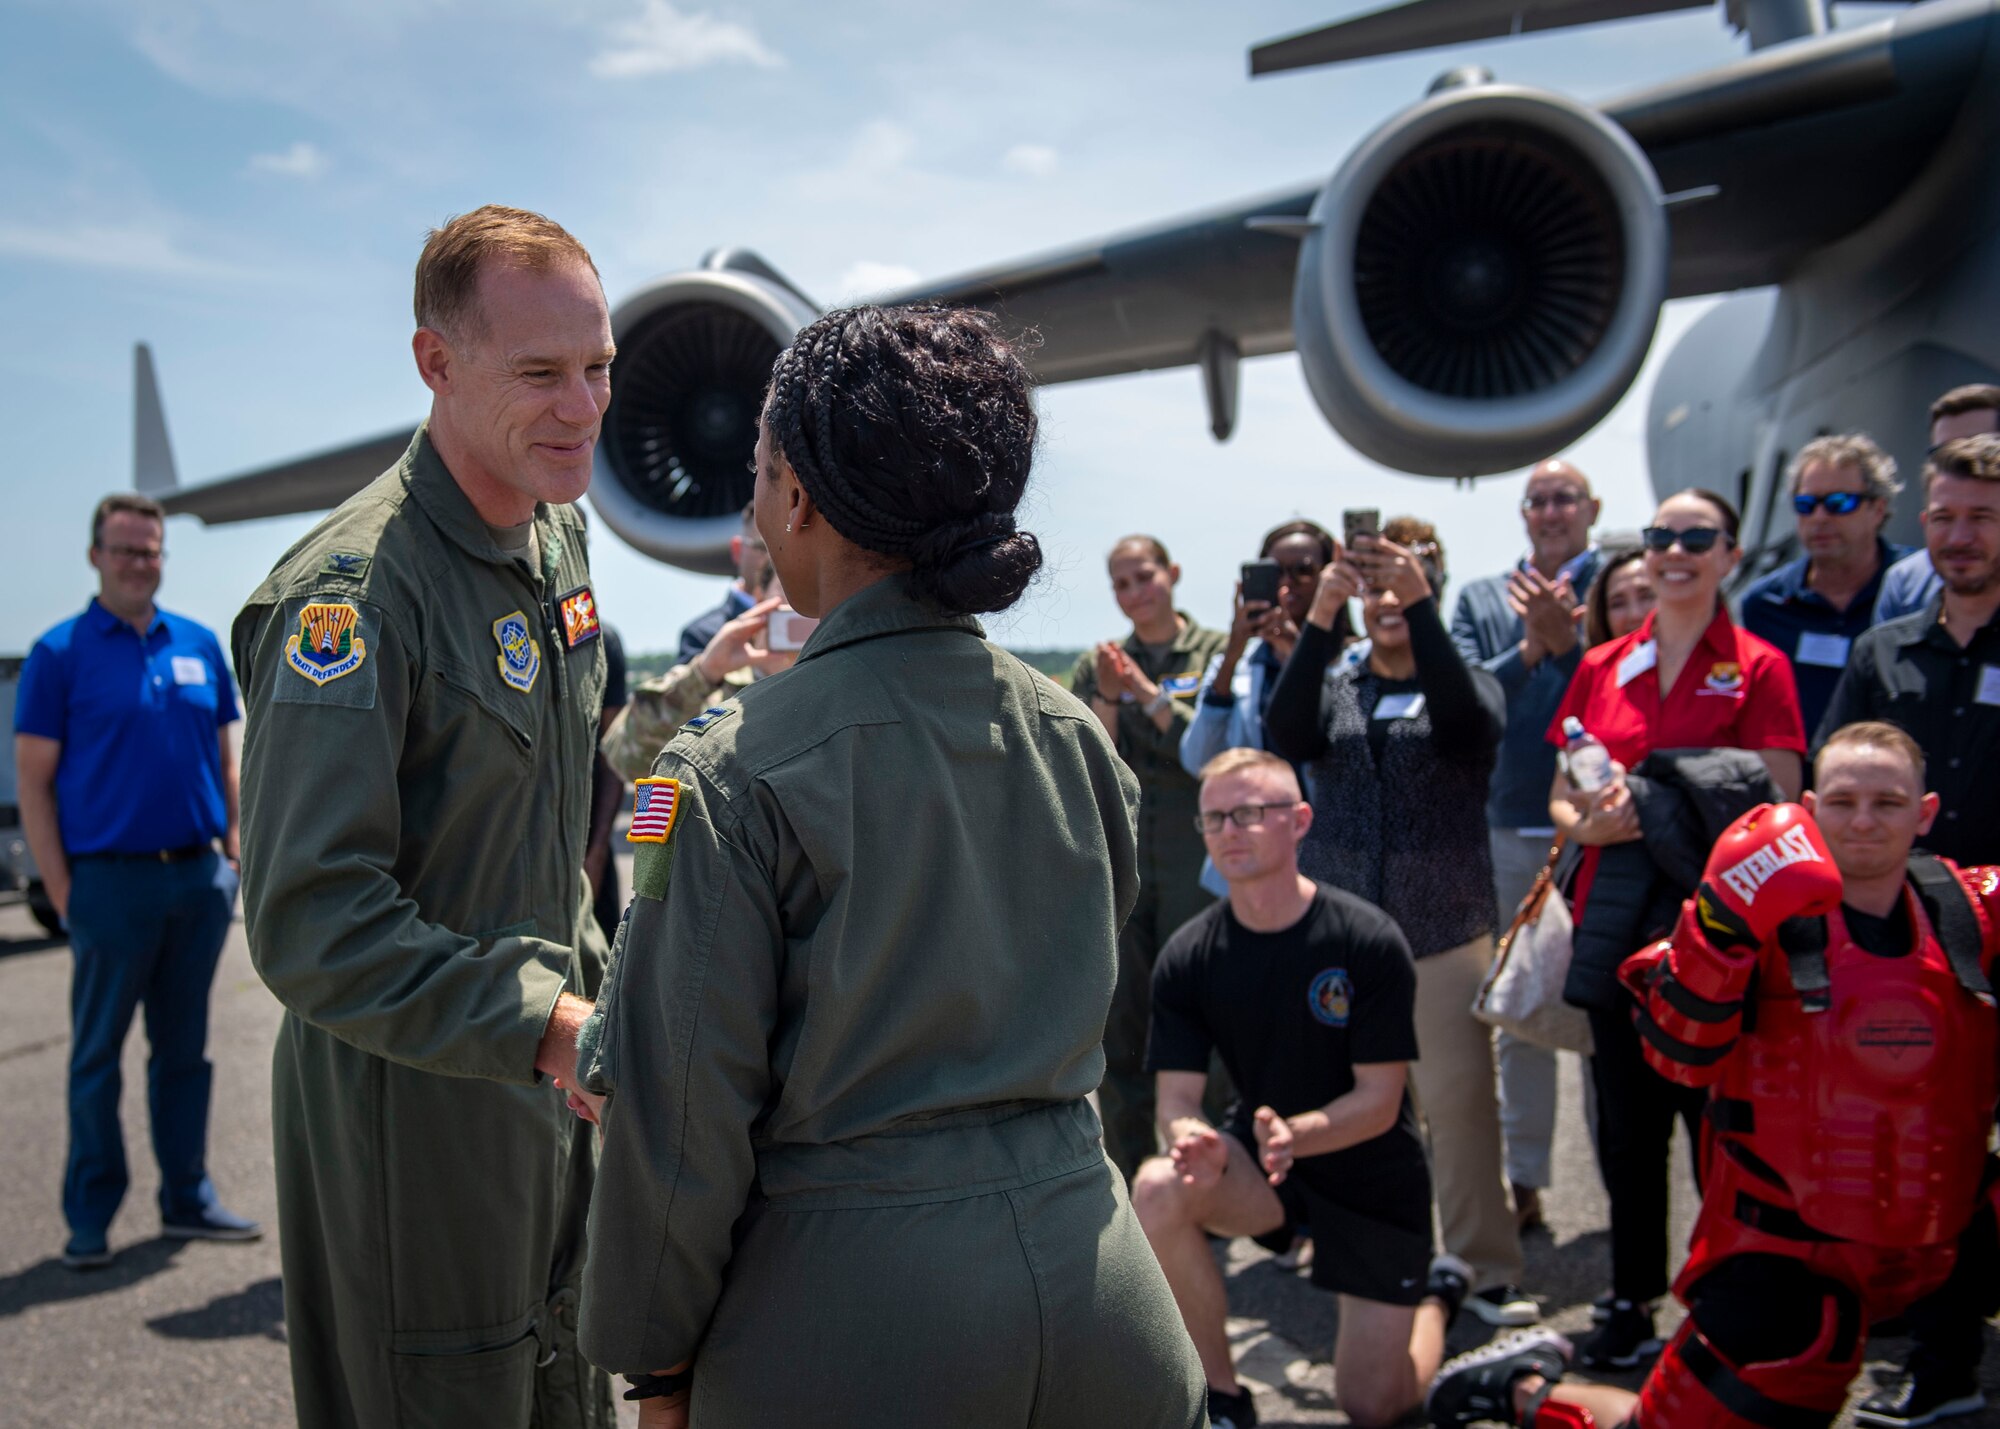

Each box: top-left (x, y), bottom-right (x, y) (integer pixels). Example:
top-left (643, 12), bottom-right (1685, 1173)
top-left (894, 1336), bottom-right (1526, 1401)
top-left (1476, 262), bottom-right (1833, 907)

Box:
top-left (872, 184), bottom-right (1316, 387)
top-left (1250, 0), bottom-right (1710, 73)
top-left (154, 430), bottom-right (416, 524)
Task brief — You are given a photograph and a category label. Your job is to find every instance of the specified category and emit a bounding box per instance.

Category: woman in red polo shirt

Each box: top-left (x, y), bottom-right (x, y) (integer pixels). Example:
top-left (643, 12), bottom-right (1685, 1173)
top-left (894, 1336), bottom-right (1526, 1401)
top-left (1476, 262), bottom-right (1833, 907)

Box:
top-left (1545, 487), bottom-right (1806, 1370)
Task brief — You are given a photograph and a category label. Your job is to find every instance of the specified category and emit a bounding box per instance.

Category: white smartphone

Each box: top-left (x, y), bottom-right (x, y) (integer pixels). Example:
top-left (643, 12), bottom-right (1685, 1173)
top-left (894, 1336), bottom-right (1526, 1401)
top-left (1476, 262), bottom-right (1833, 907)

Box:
top-left (765, 608), bottom-right (820, 651)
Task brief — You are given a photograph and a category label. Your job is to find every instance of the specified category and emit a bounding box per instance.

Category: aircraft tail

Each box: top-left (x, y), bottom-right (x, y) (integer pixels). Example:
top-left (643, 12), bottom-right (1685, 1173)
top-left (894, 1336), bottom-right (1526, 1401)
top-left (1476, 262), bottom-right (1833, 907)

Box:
top-left (133, 342), bottom-right (178, 496)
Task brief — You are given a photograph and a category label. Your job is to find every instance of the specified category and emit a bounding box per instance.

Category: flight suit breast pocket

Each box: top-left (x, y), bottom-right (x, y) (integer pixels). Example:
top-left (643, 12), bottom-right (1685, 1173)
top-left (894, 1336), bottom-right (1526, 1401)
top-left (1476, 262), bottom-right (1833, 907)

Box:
top-left (426, 656), bottom-right (538, 767)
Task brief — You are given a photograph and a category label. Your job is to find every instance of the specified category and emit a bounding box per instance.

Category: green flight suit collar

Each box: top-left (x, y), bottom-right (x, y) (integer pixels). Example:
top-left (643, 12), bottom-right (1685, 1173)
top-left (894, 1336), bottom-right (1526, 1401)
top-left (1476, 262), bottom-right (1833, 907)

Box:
top-left (796, 574), bottom-right (984, 662)
top-left (1123, 611), bottom-right (1204, 662)
top-left (400, 424), bottom-right (557, 577)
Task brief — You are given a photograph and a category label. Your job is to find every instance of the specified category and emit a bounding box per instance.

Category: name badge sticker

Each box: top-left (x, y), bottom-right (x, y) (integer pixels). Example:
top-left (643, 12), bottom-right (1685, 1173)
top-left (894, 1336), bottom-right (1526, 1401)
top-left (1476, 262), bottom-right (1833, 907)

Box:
top-left (1794, 632), bottom-right (1852, 668)
top-left (170, 656), bottom-right (208, 687)
top-left (1373, 692), bottom-right (1426, 721)
top-left (1616, 640), bottom-right (1658, 688)
top-left (1978, 665), bottom-right (2000, 706)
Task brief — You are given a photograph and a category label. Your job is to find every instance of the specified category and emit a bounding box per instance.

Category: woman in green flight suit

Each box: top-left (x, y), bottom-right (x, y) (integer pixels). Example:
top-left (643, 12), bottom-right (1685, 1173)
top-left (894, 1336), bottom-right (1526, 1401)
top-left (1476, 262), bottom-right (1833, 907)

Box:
top-left (574, 306), bottom-right (1205, 1428)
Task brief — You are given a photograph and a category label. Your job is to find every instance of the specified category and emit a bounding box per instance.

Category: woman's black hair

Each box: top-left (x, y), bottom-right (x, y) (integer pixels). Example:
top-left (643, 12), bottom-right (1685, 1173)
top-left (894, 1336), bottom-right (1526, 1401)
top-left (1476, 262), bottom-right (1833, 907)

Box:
top-left (1258, 519), bottom-right (1335, 564)
top-left (763, 304), bottom-right (1043, 615)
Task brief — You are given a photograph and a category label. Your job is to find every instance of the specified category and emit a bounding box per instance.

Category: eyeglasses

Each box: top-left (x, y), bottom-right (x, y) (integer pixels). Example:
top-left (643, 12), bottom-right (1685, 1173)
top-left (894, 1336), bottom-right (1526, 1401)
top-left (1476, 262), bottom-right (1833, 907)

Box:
top-left (1521, 490), bottom-right (1585, 512)
top-left (1193, 803), bottom-right (1294, 834)
top-left (1639, 526), bottom-right (1727, 555)
top-left (1792, 491), bottom-right (1867, 516)
top-left (99, 544), bottom-right (166, 563)
top-left (1275, 558), bottom-right (1322, 579)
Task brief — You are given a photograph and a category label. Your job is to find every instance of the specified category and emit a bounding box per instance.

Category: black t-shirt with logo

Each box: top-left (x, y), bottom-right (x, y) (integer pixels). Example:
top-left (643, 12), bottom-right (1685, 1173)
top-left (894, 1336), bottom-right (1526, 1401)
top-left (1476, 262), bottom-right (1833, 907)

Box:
top-left (1147, 883), bottom-right (1427, 1197)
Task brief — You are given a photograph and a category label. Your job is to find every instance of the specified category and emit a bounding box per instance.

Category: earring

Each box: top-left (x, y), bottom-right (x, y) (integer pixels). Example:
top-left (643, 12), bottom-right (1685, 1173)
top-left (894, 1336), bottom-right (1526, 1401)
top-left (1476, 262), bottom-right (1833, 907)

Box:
top-left (785, 521), bottom-right (792, 534)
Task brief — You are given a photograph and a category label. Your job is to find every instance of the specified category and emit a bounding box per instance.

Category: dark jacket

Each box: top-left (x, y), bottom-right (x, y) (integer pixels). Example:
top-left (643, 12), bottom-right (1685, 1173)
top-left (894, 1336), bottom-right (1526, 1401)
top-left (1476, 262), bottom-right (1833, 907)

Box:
top-left (1563, 748), bottom-right (1781, 1010)
top-left (1267, 598), bottom-right (1505, 959)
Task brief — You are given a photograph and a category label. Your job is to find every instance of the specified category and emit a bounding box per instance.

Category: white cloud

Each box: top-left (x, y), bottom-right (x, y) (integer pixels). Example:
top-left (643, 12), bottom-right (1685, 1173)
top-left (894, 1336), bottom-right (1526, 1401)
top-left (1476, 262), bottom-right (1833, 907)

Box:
top-left (835, 260), bottom-right (921, 300)
top-left (795, 119), bottom-right (919, 201)
top-left (1002, 143), bottom-right (1059, 178)
top-left (590, 1), bottom-right (782, 77)
top-left (248, 140), bottom-right (329, 179)
top-left (0, 220), bottom-right (257, 281)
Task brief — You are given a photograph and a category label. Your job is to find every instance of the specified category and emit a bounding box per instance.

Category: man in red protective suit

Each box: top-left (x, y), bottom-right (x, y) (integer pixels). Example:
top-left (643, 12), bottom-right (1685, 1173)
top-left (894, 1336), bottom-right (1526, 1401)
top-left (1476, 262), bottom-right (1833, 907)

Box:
top-left (1427, 719), bottom-right (2000, 1429)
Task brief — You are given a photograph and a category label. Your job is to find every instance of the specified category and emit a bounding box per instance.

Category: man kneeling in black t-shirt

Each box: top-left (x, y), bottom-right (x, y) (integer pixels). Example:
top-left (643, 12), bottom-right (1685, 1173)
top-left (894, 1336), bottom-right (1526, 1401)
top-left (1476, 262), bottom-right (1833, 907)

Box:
top-left (1134, 749), bottom-right (1467, 1429)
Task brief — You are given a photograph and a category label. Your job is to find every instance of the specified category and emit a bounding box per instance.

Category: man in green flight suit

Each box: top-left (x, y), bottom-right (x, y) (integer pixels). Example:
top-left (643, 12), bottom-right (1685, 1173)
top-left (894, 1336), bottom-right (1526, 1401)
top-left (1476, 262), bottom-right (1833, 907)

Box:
top-left (233, 206), bottom-right (616, 1429)
top-left (1070, 535), bottom-right (1227, 1180)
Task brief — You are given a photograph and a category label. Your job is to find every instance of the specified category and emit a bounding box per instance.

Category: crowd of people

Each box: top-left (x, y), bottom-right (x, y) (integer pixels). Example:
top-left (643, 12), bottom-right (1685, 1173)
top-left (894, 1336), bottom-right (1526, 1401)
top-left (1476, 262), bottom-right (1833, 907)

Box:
top-left (13, 201), bottom-right (2000, 1429)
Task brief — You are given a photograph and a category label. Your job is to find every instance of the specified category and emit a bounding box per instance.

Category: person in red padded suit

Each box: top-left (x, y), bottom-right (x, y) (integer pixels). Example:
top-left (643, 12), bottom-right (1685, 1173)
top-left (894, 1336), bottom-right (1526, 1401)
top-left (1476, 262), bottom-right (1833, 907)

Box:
top-left (1427, 719), bottom-right (2000, 1429)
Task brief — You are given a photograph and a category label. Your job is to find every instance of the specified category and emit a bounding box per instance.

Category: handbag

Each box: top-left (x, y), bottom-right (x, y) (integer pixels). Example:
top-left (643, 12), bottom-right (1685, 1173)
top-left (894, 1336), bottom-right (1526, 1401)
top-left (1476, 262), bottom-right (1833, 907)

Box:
top-left (1473, 837), bottom-right (1594, 1055)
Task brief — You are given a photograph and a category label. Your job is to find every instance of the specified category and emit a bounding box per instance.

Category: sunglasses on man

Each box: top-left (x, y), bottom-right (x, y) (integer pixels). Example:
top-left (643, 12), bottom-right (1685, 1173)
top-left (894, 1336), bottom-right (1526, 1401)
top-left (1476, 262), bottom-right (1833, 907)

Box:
top-left (1639, 526), bottom-right (1728, 554)
top-left (1792, 491), bottom-right (1868, 516)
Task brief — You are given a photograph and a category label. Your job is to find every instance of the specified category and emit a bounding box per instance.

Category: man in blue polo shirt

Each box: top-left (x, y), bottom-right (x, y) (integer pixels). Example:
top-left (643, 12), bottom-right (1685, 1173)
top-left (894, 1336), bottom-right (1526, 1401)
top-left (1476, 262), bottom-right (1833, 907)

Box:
top-left (1742, 433), bottom-right (1911, 737)
top-left (13, 493), bottom-right (258, 1269)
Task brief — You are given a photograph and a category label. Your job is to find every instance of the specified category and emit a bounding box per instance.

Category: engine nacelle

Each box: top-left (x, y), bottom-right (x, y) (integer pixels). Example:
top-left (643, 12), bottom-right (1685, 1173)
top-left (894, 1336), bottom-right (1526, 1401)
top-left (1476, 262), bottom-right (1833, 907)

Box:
top-left (1293, 85), bottom-right (1669, 477)
top-left (589, 262), bottom-right (818, 574)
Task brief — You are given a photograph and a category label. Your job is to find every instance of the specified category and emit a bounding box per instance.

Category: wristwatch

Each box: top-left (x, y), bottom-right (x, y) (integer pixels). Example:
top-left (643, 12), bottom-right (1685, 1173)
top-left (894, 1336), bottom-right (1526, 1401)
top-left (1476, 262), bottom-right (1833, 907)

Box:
top-left (623, 1368), bottom-right (693, 1402)
top-left (1144, 688), bottom-right (1174, 716)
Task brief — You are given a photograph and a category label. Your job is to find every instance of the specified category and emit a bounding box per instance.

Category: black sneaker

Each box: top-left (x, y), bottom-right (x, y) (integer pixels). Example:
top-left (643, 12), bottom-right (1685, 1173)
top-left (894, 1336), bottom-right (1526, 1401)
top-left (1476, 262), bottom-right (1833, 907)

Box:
top-left (1427, 1328), bottom-right (1573, 1427)
top-left (1575, 1299), bottom-right (1661, 1369)
top-left (1468, 1283), bottom-right (1540, 1326)
top-left (1206, 1385), bottom-right (1258, 1429)
top-left (61, 1233), bottom-right (113, 1271)
top-left (1588, 1290), bottom-right (1615, 1323)
top-left (1855, 1371), bottom-right (1986, 1428)
top-left (1426, 1252), bottom-right (1475, 1321)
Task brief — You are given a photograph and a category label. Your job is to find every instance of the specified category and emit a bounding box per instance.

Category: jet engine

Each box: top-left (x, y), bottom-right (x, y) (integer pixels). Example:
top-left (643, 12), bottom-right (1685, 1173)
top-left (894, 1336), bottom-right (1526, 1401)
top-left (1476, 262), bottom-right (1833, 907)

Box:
top-left (588, 255), bottom-right (818, 574)
top-left (1293, 84), bottom-right (1669, 477)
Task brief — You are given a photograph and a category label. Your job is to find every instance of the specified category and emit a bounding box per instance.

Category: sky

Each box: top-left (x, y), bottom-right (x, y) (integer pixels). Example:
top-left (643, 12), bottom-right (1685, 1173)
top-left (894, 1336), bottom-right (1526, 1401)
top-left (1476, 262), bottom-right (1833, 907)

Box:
top-left (0, 0), bottom-right (1761, 659)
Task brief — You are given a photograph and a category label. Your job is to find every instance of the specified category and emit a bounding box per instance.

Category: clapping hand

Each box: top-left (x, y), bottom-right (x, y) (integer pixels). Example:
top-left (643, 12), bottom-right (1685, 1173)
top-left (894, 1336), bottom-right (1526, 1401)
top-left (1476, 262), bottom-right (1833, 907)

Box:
top-left (1092, 641), bottom-right (1130, 701)
top-left (1508, 567), bottom-right (1585, 663)
top-left (1252, 1106), bottom-right (1295, 1186)
top-left (1168, 1122), bottom-right (1229, 1190)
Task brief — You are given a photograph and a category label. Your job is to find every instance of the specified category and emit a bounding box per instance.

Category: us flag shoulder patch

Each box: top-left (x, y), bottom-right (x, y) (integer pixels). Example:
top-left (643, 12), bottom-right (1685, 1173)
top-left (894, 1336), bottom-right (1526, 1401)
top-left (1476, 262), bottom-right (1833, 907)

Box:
top-left (628, 776), bottom-right (683, 845)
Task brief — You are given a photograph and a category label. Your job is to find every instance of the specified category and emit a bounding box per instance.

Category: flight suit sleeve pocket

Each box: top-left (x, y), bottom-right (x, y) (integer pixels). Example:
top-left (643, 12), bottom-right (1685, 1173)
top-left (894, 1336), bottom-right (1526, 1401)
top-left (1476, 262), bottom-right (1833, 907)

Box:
top-left (391, 1330), bottom-right (538, 1425)
top-left (268, 595), bottom-right (383, 711)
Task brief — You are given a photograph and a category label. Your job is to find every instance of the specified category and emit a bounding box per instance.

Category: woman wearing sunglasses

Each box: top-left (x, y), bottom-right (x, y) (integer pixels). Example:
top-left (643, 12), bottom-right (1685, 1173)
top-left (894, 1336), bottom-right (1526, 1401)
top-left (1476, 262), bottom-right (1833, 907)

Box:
top-left (1544, 487), bottom-right (1807, 1370)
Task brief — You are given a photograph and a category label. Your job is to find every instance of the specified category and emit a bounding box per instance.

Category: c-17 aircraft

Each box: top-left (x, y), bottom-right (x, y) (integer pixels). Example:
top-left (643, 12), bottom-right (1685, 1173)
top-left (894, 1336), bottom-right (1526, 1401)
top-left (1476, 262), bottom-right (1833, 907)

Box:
top-left (141, 0), bottom-right (2000, 576)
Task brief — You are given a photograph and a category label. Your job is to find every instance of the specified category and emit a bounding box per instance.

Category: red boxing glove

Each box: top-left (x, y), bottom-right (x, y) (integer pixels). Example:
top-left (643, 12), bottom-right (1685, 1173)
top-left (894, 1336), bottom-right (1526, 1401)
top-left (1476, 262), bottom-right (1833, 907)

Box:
top-left (1692, 802), bottom-right (1843, 950)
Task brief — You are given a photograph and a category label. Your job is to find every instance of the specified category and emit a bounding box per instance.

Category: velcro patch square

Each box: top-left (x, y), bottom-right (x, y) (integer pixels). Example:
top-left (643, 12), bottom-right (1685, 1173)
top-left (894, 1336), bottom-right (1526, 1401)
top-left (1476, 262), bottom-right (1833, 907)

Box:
top-left (556, 584), bottom-right (601, 649)
top-left (628, 776), bottom-right (682, 844)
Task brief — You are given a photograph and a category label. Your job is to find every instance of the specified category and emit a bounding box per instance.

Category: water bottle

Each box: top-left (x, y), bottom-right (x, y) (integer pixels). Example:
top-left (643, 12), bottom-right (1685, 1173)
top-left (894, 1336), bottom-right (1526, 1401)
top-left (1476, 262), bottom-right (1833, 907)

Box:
top-left (1561, 716), bottom-right (1613, 793)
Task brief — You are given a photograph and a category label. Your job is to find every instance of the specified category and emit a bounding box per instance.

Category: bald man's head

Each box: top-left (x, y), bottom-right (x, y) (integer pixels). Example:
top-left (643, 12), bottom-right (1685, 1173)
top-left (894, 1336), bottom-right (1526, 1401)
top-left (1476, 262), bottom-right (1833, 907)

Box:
top-left (1521, 459), bottom-right (1601, 571)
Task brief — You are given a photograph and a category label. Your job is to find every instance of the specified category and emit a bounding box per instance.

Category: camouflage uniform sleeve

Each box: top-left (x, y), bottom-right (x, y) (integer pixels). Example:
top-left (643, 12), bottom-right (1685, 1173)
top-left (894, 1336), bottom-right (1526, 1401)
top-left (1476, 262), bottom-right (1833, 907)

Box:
top-left (233, 592), bottom-right (572, 1083)
top-left (579, 753), bottom-right (781, 1374)
top-left (599, 662), bottom-right (720, 783)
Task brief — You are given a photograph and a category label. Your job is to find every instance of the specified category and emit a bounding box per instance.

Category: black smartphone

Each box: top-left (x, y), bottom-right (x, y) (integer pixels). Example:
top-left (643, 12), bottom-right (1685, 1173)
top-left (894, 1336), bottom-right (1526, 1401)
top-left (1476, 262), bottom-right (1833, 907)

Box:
top-left (1240, 560), bottom-right (1282, 606)
top-left (1342, 508), bottom-right (1380, 548)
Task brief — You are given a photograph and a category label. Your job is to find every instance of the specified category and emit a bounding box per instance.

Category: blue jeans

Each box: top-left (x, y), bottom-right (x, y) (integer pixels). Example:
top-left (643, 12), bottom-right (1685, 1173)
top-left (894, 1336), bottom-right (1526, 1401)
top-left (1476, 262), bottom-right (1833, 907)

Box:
top-left (63, 850), bottom-right (235, 1237)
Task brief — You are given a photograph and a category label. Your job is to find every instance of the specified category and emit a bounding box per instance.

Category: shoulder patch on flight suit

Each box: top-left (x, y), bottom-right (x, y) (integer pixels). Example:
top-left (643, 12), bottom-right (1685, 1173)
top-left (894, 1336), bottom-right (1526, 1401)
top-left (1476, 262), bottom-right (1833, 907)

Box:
top-left (627, 777), bottom-right (682, 844)
top-left (1161, 673), bottom-right (1202, 698)
top-left (683, 705), bottom-right (735, 736)
top-left (318, 552), bottom-right (372, 579)
top-left (492, 611), bottom-right (542, 693)
top-left (273, 597), bottom-right (380, 710)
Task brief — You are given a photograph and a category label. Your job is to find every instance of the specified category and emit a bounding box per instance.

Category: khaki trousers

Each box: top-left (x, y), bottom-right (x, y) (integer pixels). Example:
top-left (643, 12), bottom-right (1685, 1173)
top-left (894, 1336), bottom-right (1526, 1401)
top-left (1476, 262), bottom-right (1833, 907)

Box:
top-left (1408, 935), bottom-right (1526, 1290)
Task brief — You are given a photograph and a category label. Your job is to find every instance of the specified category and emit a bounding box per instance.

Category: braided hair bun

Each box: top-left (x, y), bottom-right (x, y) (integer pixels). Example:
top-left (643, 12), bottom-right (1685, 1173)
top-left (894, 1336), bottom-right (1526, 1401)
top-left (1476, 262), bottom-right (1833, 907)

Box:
top-left (764, 304), bottom-right (1043, 615)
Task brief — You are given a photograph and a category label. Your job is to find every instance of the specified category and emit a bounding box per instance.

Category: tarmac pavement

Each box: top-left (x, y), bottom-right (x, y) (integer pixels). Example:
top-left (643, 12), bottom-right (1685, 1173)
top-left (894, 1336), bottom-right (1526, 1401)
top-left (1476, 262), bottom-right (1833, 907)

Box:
top-left (1, 868), bottom-right (1995, 1427)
